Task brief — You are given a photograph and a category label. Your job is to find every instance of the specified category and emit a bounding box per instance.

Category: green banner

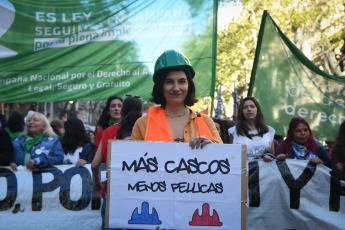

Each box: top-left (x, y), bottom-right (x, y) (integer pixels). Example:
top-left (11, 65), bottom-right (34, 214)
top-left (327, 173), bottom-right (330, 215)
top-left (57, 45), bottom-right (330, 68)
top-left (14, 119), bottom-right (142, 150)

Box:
top-left (249, 11), bottom-right (345, 142)
top-left (0, 0), bottom-right (216, 102)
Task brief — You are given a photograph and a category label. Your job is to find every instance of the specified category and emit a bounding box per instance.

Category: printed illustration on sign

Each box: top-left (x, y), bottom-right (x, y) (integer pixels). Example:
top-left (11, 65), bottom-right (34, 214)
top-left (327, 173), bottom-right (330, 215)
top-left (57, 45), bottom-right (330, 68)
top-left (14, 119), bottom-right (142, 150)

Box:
top-left (189, 203), bottom-right (223, 226)
top-left (128, 202), bottom-right (162, 225)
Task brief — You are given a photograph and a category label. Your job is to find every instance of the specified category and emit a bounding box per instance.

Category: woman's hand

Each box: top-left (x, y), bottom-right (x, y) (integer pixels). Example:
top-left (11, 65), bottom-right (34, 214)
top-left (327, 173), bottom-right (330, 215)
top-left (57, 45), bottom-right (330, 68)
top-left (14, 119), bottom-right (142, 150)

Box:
top-left (276, 154), bottom-right (287, 161)
top-left (10, 162), bottom-right (17, 172)
top-left (93, 179), bottom-right (103, 198)
top-left (76, 159), bottom-right (87, 167)
top-left (26, 160), bottom-right (35, 171)
top-left (309, 158), bottom-right (324, 165)
top-left (189, 135), bottom-right (212, 149)
top-left (154, 227), bottom-right (166, 230)
top-left (262, 155), bottom-right (274, 162)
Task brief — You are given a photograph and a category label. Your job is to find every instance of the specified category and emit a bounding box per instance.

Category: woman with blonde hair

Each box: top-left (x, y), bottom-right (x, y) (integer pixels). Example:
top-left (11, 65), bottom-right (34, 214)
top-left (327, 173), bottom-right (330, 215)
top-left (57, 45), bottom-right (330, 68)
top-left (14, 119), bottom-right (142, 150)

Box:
top-left (11, 112), bottom-right (64, 171)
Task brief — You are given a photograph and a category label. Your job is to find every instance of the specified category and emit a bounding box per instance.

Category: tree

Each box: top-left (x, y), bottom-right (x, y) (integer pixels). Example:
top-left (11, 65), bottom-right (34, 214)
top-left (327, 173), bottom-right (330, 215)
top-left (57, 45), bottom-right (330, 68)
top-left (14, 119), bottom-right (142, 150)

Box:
top-left (217, 0), bottom-right (345, 118)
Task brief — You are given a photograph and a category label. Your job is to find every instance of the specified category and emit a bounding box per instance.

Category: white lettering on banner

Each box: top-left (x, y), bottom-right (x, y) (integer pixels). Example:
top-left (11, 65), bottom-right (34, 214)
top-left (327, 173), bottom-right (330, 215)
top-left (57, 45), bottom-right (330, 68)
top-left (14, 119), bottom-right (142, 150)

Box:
top-left (96, 81), bottom-right (130, 88)
top-left (284, 79), bottom-right (345, 130)
top-left (30, 73), bottom-right (69, 81)
top-left (33, 21), bottom-right (191, 52)
top-left (28, 84), bottom-right (53, 92)
top-left (57, 82), bottom-right (88, 91)
top-left (285, 102), bottom-right (345, 124)
top-left (0, 76), bottom-right (28, 85)
top-left (97, 69), bottom-right (130, 78)
top-left (35, 12), bottom-right (93, 23)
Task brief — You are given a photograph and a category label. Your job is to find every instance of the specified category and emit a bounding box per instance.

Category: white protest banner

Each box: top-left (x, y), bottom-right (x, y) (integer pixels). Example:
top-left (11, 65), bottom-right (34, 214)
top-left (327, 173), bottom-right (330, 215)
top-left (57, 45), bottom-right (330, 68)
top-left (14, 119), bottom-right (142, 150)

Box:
top-left (1, 159), bottom-right (344, 229)
top-left (0, 164), bottom-right (107, 230)
top-left (247, 159), bottom-right (345, 230)
top-left (106, 141), bottom-right (247, 230)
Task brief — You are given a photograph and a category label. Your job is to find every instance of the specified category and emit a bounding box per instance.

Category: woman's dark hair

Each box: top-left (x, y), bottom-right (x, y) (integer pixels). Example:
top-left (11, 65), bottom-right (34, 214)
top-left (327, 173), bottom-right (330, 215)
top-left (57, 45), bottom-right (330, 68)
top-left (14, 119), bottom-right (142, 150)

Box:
top-left (221, 119), bottom-right (235, 144)
top-left (333, 120), bottom-right (345, 154)
top-left (97, 95), bottom-right (123, 130)
top-left (236, 96), bottom-right (268, 138)
top-left (62, 118), bottom-right (90, 155)
top-left (7, 111), bottom-right (25, 132)
top-left (117, 97), bottom-right (142, 139)
top-left (150, 67), bottom-right (198, 108)
top-left (212, 118), bottom-right (235, 144)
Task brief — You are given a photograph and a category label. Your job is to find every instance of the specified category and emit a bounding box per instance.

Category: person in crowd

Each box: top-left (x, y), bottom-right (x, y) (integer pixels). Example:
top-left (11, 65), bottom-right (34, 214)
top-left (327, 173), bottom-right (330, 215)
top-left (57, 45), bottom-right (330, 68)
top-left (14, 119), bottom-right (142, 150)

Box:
top-left (10, 112), bottom-right (64, 171)
top-left (221, 119), bottom-right (235, 144)
top-left (212, 117), bottom-right (222, 137)
top-left (275, 117), bottom-right (331, 168)
top-left (228, 96), bottom-right (275, 161)
top-left (331, 120), bottom-right (345, 180)
top-left (0, 106), bottom-right (7, 128)
top-left (92, 96), bottom-right (142, 230)
top-left (326, 141), bottom-right (335, 158)
top-left (50, 120), bottom-right (65, 140)
top-left (61, 118), bottom-right (94, 167)
top-left (88, 130), bottom-right (95, 143)
top-left (4, 111), bottom-right (25, 141)
top-left (212, 118), bottom-right (235, 144)
top-left (0, 123), bottom-right (14, 166)
top-left (94, 95), bottom-right (123, 154)
top-left (131, 49), bottom-right (222, 147)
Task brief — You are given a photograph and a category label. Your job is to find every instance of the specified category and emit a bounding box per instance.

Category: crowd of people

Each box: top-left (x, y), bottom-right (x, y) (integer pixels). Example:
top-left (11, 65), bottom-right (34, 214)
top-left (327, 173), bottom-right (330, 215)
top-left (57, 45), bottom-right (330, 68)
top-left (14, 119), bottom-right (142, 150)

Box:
top-left (0, 50), bottom-right (344, 230)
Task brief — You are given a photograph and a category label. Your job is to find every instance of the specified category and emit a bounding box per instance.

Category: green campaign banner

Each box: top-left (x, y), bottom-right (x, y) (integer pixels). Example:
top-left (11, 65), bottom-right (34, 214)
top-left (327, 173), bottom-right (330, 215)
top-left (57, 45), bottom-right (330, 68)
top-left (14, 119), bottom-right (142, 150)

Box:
top-left (249, 11), bottom-right (345, 141)
top-left (0, 0), bottom-right (217, 102)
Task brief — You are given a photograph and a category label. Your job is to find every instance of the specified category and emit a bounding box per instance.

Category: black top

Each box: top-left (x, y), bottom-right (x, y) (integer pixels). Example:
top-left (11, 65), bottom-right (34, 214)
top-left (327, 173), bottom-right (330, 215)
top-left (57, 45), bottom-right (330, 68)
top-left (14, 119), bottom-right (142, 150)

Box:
top-left (0, 128), bottom-right (14, 166)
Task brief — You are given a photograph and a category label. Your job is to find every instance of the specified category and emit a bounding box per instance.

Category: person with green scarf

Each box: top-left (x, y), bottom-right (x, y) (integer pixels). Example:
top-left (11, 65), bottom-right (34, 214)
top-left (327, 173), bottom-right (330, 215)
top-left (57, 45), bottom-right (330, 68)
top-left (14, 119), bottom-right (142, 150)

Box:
top-left (4, 111), bottom-right (25, 141)
top-left (10, 112), bottom-right (64, 171)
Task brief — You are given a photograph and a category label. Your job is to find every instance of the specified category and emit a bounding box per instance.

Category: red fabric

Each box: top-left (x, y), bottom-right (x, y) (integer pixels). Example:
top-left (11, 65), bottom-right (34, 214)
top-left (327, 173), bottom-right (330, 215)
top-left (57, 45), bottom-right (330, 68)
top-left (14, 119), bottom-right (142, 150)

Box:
top-left (101, 125), bottom-right (121, 165)
top-left (101, 124), bottom-right (121, 198)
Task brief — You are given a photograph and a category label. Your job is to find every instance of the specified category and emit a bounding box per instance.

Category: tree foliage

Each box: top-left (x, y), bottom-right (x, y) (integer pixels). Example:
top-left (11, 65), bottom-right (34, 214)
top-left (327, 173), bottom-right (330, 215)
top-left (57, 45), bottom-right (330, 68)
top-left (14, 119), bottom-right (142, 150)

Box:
top-left (217, 0), bottom-right (345, 118)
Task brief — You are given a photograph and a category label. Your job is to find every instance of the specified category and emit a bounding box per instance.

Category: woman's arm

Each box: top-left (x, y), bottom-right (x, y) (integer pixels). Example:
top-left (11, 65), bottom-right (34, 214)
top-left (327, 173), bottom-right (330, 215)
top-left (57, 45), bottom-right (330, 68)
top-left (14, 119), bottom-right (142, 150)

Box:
top-left (331, 147), bottom-right (345, 180)
top-left (91, 142), bottom-right (104, 198)
top-left (229, 134), bottom-right (234, 144)
top-left (82, 143), bottom-right (94, 164)
top-left (76, 143), bottom-right (94, 167)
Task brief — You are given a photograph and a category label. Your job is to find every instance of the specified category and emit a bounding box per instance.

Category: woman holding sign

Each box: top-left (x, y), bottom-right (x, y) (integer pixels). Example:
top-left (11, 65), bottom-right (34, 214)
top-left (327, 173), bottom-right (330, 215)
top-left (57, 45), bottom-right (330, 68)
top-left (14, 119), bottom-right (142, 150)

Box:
top-left (228, 97), bottom-right (275, 161)
top-left (275, 117), bottom-right (331, 168)
top-left (131, 49), bottom-right (222, 147)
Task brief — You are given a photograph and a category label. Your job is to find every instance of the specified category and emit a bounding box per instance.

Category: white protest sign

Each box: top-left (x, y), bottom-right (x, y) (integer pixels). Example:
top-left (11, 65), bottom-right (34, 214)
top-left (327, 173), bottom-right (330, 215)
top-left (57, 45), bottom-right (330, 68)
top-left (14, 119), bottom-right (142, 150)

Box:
top-left (106, 141), bottom-right (246, 230)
